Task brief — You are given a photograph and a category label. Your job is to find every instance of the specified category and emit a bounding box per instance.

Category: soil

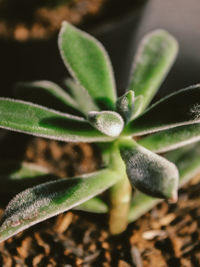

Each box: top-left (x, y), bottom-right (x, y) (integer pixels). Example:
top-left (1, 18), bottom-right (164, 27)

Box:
top-left (0, 0), bottom-right (145, 41)
top-left (0, 134), bottom-right (200, 266)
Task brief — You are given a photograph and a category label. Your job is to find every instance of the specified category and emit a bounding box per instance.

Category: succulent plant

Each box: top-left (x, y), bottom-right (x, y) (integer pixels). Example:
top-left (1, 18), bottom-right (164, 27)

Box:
top-left (0, 22), bottom-right (200, 242)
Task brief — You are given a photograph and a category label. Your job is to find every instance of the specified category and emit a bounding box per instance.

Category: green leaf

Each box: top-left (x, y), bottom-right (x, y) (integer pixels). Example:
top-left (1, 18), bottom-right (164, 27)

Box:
top-left (0, 161), bottom-right (49, 180)
top-left (119, 139), bottom-right (179, 200)
top-left (128, 29), bottom-right (178, 112)
top-left (15, 80), bottom-right (79, 113)
top-left (166, 142), bottom-right (200, 187)
top-left (128, 193), bottom-right (159, 223)
top-left (58, 22), bottom-right (116, 110)
top-left (138, 124), bottom-right (200, 153)
top-left (130, 95), bottom-right (144, 120)
top-left (0, 161), bottom-right (54, 194)
top-left (64, 78), bottom-right (99, 114)
top-left (0, 168), bottom-right (119, 242)
top-left (128, 142), bottom-right (200, 222)
top-left (74, 197), bottom-right (108, 213)
top-left (87, 111), bottom-right (124, 137)
top-left (124, 85), bottom-right (200, 136)
top-left (0, 98), bottom-right (113, 143)
top-left (116, 90), bottom-right (135, 124)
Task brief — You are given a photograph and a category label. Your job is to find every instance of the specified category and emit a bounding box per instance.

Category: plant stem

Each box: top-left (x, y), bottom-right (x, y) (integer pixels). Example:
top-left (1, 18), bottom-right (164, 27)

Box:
top-left (100, 142), bottom-right (132, 234)
top-left (109, 173), bottom-right (132, 234)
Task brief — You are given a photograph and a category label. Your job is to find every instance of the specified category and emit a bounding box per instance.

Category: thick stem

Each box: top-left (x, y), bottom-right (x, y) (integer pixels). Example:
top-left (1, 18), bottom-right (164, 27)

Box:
top-left (109, 173), bottom-right (132, 234)
top-left (100, 142), bottom-right (132, 234)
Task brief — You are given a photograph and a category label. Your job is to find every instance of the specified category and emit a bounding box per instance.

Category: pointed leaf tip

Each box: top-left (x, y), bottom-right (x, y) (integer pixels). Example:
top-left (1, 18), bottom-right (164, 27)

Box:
top-left (88, 111), bottom-right (124, 137)
top-left (119, 140), bottom-right (179, 200)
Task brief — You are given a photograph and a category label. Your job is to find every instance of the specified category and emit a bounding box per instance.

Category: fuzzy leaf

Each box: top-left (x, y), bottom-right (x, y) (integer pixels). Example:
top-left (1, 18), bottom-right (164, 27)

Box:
top-left (130, 95), bottom-right (144, 120)
top-left (124, 85), bottom-right (200, 136)
top-left (0, 98), bottom-right (113, 142)
top-left (0, 161), bottom-right (53, 195)
top-left (75, 197), bottom-right (108, 213)
top-left (65, 78), bottom-right (99, 114)
top-left (165, 142), bottom-right (200, 187)
top-left (58, 22), bottom-right (116, 109)
top-left (128, 193), bottom-right (159, 223)
top-left (119, 140), bottom-right (179, 200)
top-left (0, 162), bottom-right (108, 214)
top-left (128, 142), bottom-right (200, 222)
top-left (0, 168), bottom-right (119, 242)
top-left (138, 124), bottom-right (200, 153)
top-left (116, 91), bottom-right (135, 123)
top-left (128, 29), bottom-right (178, 112)
top-left (0, 161), bottom-right (49, 180)
top-left (88, 111), bottom-right (124, 137)
top-left (15, 80), bottom-right (79, 113)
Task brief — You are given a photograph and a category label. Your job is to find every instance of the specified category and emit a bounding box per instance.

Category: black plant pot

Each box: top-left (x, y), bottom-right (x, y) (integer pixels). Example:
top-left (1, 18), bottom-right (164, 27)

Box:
top-left (0, 1), bottom-right (147, 98)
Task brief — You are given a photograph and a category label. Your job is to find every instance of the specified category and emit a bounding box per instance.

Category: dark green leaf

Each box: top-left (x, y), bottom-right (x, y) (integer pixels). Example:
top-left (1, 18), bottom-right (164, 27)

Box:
top-left (0, 168), bottom-right (119, 242)
top-left (128, 142), bottom-right (200, 222)
top-left (59, 22), bottom-right (116, 109)
top-left (128, 29), bottom-right (178, 112)
top-left (124, 85), bottom-right (200, 136)
top-left (0, 98), bottom-right (113, 142)
top-left (119, 139), bottom-right (179, 200)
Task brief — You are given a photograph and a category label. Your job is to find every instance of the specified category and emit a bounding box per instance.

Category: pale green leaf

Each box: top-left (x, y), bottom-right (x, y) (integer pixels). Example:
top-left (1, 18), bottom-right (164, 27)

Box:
top-left (138, 124), bottom-right (200, 153)
top-left (0, 98), bottom-right (113, 143)
top-left (0, 168), bottom-right (119, 242)
top-left (130, 95), bottom-right (144, 120)
top-left (124, 85), bottom-right (200, 136)
top-left (128, 29), bottom-right (178, 112)
top-left (74, 197), bottom-right (108, 213)
top-left (0, 161), bottom-right (53, 194)
top-left (58, 22), bottom-right (116, 109)
top-left (116, 90), bottom-right (135, 124)
top-left (165, 142), bottom-right (200, 187)
top-left (88, 111), bottom-right (124, 137)
top-left (15, 80), bottom-right (79, 112)
top-left (0, 161), bottom-right (49, 180)
top-left (119, 139), bottom-right (179, 200)
top-left (65, 78), bottom-right (99, 114)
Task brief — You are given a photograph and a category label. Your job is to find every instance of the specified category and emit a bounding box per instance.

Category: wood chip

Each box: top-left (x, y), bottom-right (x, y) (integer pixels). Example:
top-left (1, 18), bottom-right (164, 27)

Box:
top-left (34, 232), bottom-right (50, 255)
top-left (131, 246), bottom-right (143, 267)
top-left (32, 254), bottom-right (44, 266)
top-left (142, 230), bottom-right (167, 241)
top-left (158, 213), bottom-right (176, 226)
top-left (54, 212), bottom-right (73, 234)
top-left (118, 260), bottom-right (131, 267)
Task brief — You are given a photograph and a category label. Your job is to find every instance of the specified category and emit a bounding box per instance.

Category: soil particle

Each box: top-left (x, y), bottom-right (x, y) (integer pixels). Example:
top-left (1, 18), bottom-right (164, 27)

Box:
top-left (0, 0), bottom-right (145, 41)
top-left (0, 0), bottom-right (107, 40)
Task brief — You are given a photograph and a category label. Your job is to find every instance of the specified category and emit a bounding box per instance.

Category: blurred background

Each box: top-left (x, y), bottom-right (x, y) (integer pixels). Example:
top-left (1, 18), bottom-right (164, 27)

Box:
top-left (0, 0), bottom-right (199, 101)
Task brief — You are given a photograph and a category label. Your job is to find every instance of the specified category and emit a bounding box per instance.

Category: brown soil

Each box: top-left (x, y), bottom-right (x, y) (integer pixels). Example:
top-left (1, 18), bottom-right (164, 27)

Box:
top-left (0, 135), bottom-right (200, 266)
top-left (0, 0), bottom-right (144, 41)
top-left (0, 0), bottom-right (106, 41)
